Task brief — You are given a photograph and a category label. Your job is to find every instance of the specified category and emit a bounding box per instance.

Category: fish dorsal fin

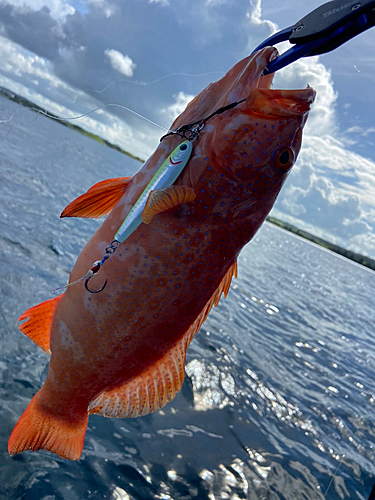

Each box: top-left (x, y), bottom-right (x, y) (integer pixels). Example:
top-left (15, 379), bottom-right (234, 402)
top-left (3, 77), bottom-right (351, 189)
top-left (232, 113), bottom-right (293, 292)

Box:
top-left (18, 294), bottom-right (64, 355)
top-left (60, 177), bottom-right (133, 219)
top-left (88, 260), bottom-right (237, 418)
top-left (142, 185), bottom-right (196, 225)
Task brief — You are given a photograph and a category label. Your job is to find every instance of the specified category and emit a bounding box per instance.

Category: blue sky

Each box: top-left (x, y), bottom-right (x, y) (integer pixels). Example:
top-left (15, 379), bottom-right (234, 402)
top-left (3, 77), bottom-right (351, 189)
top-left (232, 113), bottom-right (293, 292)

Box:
top-left (0, 0), bottom-right (374, 257)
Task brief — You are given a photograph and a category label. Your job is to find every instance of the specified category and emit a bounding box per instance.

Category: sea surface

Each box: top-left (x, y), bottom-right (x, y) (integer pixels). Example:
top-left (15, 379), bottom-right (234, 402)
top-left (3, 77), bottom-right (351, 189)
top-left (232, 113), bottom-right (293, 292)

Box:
top-left (0, 96), bottom-right (375, 500)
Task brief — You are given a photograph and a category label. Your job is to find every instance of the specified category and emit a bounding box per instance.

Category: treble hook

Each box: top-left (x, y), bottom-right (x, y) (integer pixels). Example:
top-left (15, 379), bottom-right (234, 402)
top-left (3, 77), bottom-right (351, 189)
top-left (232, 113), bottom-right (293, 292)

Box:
top-left (85, 276), bottom-right (108, 293)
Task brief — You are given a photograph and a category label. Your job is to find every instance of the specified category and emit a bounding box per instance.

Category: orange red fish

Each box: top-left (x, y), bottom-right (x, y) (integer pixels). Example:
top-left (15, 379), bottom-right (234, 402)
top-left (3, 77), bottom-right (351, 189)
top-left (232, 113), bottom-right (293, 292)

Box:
top-left (8, 47), bottom-right (315, 460)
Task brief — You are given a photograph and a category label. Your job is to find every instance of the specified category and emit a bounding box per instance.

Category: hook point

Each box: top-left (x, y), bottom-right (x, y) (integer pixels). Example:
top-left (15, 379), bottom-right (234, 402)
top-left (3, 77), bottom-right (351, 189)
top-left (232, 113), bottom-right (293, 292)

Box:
top-left (85, 277), bottom-right (108, 293)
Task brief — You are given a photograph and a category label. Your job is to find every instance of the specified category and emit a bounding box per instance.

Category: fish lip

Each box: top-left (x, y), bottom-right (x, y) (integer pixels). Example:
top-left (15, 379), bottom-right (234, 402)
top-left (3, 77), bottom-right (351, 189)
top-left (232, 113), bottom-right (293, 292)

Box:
top-left (244, 47), bottom-right (316, 114)
top-left (254, 47), bottom-right (278, 90)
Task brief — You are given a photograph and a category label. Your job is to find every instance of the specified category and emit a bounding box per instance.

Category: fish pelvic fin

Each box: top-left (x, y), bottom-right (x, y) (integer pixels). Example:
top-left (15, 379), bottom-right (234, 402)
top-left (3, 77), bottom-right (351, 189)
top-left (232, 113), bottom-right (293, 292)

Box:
top-left (8, 389), bottom-right (88, 460)
top-left (18, 294), bottom-right (64, 355)
top-left (142, 185), bottom-right (196, 225)
top-left (60, 176), bottom-right (133, 219)
top-left (88, 260), bottom-right (237, 419)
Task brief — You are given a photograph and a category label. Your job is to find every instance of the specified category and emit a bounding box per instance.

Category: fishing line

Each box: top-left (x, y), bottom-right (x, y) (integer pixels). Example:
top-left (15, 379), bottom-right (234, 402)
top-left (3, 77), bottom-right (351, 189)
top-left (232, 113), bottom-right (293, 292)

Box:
top-left (0, 111), bottom-right (17, 124)
top-left (70, 71), bottom-right (225, 103)
top-left (0, 100), bottom-right (174, 141)
top-left (0, 124), bottom-right (13, 138)
top-left (322, 407), bottom-right (372, 498)
top-left (0, 69), bottom-right (226, 133)
top-left (30, 103), bottom-right (172, 133)
top-left (324, 462), bottom-right (342, 498)
top-left (0, 111), bottom-right (17, 137)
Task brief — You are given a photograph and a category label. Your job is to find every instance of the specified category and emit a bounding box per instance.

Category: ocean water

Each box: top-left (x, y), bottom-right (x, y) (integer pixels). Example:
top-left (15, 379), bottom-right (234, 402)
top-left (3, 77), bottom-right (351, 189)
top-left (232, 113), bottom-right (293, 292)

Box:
top-left (0, 96), bottom-right (375, 500)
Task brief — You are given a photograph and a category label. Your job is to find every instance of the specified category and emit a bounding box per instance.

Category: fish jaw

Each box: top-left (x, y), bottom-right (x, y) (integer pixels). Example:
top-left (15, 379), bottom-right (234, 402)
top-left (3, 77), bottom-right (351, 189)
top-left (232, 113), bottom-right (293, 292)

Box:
top-left (169, 47), bottom-right (275, 130)
top-left (170, 47), bottom-right (315, 130)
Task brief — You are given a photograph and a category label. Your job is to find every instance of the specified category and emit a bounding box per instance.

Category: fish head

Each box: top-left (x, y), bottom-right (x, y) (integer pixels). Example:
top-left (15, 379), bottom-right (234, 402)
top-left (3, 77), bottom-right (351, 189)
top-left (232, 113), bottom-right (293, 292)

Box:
top-left (169, 47), bottom-right (315, 228)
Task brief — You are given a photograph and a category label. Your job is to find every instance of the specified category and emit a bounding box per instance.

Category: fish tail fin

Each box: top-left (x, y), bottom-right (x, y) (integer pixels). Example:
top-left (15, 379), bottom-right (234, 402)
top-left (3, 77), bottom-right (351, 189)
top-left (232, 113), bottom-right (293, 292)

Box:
top-left (8, 390), bottom-right (88, 460)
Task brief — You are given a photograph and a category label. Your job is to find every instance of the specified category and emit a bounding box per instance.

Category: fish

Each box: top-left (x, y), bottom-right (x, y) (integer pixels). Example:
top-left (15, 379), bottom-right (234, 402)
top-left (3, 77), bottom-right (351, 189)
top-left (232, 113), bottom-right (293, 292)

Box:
top-left (8, 46), bottom-right (315, 460)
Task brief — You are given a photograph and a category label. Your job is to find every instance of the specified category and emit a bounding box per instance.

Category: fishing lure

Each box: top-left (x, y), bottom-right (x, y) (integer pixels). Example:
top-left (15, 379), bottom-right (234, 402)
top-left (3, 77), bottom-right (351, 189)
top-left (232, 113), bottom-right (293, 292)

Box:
top-left (60, 139), bottom-right (194, 293)
top-left (62, 98), bottom-right (255, 293)
top-left (115, 140), bottom-right (193, 243)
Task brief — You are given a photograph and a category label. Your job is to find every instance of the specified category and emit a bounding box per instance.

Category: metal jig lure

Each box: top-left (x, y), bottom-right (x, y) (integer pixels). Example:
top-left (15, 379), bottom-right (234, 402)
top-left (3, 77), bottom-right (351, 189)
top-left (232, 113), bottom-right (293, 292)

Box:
top-left (72, 139), bottom-right (195, 293)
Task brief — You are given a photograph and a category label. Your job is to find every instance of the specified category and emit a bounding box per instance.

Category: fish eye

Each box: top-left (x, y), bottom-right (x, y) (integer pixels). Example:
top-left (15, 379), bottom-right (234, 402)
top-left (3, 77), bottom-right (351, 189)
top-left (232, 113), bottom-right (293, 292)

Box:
top-left (272, 146), bottom-right (295, 172)
top-left (180, 143), bottom-right (188, 151)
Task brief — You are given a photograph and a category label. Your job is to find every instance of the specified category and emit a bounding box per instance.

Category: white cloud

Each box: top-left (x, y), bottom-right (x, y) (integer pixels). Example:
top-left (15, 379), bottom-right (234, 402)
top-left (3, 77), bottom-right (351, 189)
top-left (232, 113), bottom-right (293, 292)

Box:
top-left (0, 37), bottom-right (154, 160)
top-left (246, 0), bottom-right (277, 46)
top-left (149, 0), bottom-right (170, 6)
top-left (346, 125), bottom-right (375, 138)
top-left (0, 74), bottom-right (68, 117)
top-left (0, 67), bottom-right (156, 160)
top-left (274, 130), bottom-right (375, 254)
top-left (0, 0), bottom-right (75, 19)
top-left (87, 0), bottom-right (118, 17)
top-left (104, 49), bottom-right (136, 78)
top-left (0, 36), bottom-right (71, 92)
top-left (161, 91), bottom-right (194, 121)
top-left (206, 0), bottom-right (230, 5)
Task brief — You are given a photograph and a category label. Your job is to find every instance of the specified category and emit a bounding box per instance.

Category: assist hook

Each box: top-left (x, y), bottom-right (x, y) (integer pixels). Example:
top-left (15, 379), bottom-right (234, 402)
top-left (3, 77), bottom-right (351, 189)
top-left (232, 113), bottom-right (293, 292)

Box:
top-left (79, 240), bottom-right (119, 294)
top-left (85, 275), bottom-right (108, 293)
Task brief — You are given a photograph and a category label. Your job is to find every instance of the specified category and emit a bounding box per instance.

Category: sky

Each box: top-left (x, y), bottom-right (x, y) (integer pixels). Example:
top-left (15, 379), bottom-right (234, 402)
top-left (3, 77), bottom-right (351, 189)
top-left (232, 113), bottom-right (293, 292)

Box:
top-left (0, 0), bottom-right (374, 258)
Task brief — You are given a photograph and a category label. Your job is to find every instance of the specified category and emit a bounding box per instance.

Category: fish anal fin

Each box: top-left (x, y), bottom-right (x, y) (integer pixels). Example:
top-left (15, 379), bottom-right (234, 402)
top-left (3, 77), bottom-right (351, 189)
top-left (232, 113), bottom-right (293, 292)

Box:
top-left (88, 338), bottom-right (186, 418)
top-left (142, 185), bottom-right (196, 225)
top-left (8, 389), bottom-right (88, 460)
top-left (60, 177), bottom-right (132, 219)
top-left (18, 294), bottom-right (64, 355)
top-left (88, 261), bottom-right (237, 418)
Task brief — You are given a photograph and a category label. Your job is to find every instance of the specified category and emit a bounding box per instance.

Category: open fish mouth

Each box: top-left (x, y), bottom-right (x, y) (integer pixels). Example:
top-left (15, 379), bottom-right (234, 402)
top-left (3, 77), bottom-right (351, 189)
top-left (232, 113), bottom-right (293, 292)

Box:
top-left (223, 46), bottom-right (316, 116)
top-left (170, 47), bottom-right (315, 134)
top-left (248, 47), bottom-right (316, 116)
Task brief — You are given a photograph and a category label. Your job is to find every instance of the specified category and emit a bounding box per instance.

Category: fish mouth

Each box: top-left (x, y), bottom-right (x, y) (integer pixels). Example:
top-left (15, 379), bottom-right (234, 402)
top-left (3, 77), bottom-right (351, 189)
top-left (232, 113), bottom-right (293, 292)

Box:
top-left (246, 47), bottom-right (316, 116)
top-left (252, 46), bottom-right (278, 91)
top-left (224, 47), bottom-right (315, 116)
top-left (169, 48), bottom-right (315, 134)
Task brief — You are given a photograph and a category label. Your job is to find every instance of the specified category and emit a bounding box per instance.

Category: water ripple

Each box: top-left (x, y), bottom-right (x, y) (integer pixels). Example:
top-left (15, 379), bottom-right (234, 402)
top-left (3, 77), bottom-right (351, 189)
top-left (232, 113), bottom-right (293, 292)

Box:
top-left (1, 97), bottom-right (375, 498)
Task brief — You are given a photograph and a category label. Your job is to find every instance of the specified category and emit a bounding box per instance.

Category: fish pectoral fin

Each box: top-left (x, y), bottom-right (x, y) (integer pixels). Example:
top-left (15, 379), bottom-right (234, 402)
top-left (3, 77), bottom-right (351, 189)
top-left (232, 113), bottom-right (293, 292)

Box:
top-left (142, 185), bottom-right (196, 225)
top-left (87, 260), bottom-right (237, 420)
top-left (60, 176), bottom-right (133, 219)
top-left (18, 294), bottom-right (64, 354)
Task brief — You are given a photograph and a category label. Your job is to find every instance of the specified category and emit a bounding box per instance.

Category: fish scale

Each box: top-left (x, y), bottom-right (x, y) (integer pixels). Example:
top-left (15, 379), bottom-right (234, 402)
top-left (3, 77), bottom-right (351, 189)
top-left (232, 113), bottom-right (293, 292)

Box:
top-left (9, 47), bottom-right (315, 460)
